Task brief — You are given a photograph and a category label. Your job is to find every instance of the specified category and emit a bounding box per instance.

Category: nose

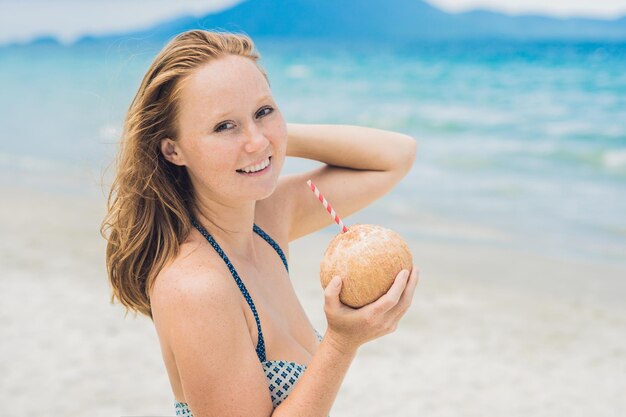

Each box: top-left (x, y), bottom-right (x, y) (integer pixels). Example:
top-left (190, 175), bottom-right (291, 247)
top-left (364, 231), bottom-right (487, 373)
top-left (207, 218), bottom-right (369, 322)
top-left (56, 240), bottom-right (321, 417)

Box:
top-left (243, 123), bottom-right (269, 153)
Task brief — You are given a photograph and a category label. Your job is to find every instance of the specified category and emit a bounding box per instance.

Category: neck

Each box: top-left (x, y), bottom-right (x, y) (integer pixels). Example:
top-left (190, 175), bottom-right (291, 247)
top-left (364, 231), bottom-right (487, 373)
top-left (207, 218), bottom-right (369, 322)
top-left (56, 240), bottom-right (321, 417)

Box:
top-left (192, 193), bottom-right (258, 262)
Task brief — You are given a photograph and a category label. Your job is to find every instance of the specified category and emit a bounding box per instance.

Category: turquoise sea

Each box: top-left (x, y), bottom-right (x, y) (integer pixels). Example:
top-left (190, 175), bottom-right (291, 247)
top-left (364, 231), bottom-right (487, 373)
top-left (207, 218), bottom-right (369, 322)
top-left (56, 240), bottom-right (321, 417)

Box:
top-left (1, 39), bottom-right (625, 265)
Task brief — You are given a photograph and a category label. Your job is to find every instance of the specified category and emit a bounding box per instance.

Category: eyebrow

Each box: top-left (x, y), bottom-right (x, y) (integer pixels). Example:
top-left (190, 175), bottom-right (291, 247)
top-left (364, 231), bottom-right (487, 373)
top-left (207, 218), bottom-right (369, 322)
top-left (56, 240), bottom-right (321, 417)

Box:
top-left (210, 94), bottom-right (274, 122)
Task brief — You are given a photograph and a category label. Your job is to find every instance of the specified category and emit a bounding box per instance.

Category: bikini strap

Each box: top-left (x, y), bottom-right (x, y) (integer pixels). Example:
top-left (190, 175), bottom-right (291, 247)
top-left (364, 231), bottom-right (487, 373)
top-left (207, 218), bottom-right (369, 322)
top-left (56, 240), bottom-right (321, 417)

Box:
top-left (191, 218), bottom-right (268, 363)
top-left (252, 223), bottom-right (289, 273)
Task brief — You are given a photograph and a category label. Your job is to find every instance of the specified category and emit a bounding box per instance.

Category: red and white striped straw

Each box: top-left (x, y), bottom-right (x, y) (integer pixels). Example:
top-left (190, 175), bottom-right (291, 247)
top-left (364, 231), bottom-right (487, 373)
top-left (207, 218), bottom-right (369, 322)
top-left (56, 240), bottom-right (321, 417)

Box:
top-left (306, 179), bottom-right (349, 233)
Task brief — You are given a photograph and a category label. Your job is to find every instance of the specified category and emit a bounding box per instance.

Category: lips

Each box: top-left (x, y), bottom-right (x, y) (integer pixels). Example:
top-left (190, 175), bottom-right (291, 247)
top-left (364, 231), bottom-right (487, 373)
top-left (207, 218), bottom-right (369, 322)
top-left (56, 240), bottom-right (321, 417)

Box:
top-left (237, 156), bottom-right (272, 173)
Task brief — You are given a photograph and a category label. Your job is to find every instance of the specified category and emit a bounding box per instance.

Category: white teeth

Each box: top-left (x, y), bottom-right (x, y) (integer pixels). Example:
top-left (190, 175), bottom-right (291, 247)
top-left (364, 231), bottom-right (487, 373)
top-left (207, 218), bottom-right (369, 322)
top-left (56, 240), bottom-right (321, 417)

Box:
top-left (239, 158), bottom-right (270, 173)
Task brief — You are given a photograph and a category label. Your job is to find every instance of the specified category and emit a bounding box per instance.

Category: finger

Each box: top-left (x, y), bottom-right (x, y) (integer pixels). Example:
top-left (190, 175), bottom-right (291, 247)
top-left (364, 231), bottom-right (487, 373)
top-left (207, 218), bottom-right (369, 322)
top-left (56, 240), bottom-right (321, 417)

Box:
top-left (407, 265), bottom-right (420, 290)
top-left (389, 266), bottom-right (419, 316)
top-left (324, 275), bottom-right (343, 309)
top-left (364, 269), bottom-right (410, 315)
top-left (413, 266), bottom-right (420, 286)
top-left (401, 266), bottom-right (420, 303)
top-left (389, 269), bottom-right (411, 301)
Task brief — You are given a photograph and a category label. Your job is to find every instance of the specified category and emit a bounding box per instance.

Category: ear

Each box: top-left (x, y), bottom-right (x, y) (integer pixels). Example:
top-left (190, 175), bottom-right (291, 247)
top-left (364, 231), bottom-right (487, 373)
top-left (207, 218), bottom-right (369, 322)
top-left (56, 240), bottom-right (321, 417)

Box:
top-left (160, 138), bottom-right (186, 166)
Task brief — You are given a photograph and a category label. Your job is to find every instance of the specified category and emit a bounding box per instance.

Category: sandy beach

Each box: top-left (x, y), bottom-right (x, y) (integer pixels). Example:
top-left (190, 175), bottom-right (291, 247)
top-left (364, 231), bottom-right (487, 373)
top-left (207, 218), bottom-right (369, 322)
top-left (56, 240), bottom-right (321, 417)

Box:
top-left (2, 170), bottom-right (625, 417)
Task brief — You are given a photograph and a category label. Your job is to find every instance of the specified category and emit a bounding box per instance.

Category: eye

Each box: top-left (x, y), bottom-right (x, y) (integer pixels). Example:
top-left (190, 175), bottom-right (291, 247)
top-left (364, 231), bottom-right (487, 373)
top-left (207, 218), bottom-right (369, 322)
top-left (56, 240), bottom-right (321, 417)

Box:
top-left (256, 106), bottom-right (274, 118)
top-left (214, 121), bottom-right (235, 133)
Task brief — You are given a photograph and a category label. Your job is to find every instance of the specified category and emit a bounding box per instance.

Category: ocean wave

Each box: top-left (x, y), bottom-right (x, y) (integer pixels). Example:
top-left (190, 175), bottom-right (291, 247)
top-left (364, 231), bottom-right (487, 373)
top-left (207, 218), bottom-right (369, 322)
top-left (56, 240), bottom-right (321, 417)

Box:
top-left (543, 121), bottom-right (625, 140)
top-left (0, 152), bottom-right (64, 172)
top-left (516, 147), bottom-right (626, 176)
top-left (0, 152), bottom-right (102, 181)
top-left (98, 124), bottom-right (120, 141)
top-left (603, 149), bottom-right (626, 171)
top-left (416, 103), bottom-right (518, 128)
top-left (285, 64), bottom-right (310, 79)
top-left (543, 121), bottom-right (592, 137)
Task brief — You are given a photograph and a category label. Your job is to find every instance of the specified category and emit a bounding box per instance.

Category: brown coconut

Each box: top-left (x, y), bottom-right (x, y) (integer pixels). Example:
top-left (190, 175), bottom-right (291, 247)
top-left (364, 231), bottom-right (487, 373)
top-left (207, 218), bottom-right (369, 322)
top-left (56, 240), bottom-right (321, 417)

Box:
top-left (320, 224), bottom-right (413, 308)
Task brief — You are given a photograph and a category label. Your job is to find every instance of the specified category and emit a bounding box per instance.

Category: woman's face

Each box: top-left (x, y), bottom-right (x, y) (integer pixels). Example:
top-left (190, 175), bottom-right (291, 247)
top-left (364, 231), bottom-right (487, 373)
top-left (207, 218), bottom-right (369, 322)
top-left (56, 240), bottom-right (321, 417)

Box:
top-left (167, 54), bottom-right (287, 205)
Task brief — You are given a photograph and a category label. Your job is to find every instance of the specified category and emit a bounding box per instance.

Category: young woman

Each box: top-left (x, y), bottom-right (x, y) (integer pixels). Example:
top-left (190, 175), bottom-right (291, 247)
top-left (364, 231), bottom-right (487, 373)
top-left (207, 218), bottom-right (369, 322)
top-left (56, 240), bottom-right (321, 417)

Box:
top-left (102, 30), bottom-right (419, 417)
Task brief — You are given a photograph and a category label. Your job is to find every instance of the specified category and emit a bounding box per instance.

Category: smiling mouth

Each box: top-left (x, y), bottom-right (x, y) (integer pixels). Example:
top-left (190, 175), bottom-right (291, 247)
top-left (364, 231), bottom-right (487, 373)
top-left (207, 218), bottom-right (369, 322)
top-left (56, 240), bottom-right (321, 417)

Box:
top-left (236, 156), bottom-right (272, 174)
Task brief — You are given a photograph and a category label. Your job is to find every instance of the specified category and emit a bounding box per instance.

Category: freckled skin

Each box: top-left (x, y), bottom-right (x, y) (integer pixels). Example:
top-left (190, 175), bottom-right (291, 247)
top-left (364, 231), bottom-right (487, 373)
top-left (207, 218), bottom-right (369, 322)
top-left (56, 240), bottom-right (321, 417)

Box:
top-left (174, 55), bottom-right (288, 205)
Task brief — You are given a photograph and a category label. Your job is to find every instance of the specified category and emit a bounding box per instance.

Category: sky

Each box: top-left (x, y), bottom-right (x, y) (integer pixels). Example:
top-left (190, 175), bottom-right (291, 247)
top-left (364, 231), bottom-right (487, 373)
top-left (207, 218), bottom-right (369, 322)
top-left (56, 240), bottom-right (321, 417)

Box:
top-left (1, 0), bottom-right (625, 45)
top-left (431, 0), bottom-right (626, 18)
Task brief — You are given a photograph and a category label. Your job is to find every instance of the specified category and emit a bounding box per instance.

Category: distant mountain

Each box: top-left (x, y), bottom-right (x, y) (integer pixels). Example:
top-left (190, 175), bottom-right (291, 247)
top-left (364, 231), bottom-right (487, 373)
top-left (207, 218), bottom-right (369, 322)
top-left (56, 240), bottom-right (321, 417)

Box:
top-left (70, 0), bottom-right (626, 45)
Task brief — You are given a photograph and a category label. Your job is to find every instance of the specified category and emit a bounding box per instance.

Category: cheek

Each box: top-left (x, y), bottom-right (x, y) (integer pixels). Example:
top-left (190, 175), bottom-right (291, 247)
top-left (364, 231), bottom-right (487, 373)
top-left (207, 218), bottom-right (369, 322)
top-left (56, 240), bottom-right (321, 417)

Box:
top-left (185, 138), bottom-right (234, 174)
top-left (268, 117), bottom-right (288, 149)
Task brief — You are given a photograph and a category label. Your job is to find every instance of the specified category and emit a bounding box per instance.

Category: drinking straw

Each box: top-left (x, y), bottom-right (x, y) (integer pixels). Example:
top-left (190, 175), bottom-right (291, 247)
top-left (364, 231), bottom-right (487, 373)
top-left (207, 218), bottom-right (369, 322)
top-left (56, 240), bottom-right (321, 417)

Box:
top-left (306, 179), bottom-right (349, 233)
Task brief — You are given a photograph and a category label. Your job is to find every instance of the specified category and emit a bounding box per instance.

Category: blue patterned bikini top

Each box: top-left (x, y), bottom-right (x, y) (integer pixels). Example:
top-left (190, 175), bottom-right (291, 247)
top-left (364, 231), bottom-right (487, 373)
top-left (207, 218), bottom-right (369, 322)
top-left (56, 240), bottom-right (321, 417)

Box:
top-left (174, 219), bottom-right (323, 416)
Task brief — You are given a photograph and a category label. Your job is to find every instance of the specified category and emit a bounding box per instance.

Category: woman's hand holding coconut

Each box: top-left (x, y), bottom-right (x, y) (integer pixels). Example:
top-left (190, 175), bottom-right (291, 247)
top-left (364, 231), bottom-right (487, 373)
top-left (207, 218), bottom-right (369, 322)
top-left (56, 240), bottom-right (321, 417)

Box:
top-left (304, 181), bottom-right (421, 355)
top-left (322, 266), bottom-right (419, 354)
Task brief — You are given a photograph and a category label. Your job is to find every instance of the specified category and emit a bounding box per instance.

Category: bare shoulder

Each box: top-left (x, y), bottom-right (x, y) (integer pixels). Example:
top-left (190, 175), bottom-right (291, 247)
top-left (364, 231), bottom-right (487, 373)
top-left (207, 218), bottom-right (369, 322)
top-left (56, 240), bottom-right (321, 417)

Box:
top-left (150, 237), bottom-right (222, 313)
top-left (149, 237), bottom-right (238, 350)
top-left (150, 238), bottom-right (228, 307)
top-left (150, 237), bottom-right (274, 416)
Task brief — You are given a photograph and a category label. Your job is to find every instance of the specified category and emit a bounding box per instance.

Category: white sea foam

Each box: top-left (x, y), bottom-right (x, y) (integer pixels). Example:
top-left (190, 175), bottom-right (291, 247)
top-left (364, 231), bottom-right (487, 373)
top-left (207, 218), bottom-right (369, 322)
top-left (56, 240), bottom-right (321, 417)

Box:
top-left (286, 64), bottom-right (311, 79)
top-left (0, 152), bottom-right (62, 172)
top-left (98, 124), bottom-right (120, 141)
top-left (603, 149), bottom-right (626, 170)
top-left (417, 103), bottom-right (517, 127)
top-left (544, 120), bottom-right (625, 138)
top-left (543, 120), bottom-right (591, 136)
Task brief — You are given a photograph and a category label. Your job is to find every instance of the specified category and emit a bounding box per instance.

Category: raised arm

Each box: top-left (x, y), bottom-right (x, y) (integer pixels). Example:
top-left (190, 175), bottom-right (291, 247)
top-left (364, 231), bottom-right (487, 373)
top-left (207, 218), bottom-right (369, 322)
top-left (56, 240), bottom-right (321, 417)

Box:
top-left (273, 123), bottom-right (417, 241)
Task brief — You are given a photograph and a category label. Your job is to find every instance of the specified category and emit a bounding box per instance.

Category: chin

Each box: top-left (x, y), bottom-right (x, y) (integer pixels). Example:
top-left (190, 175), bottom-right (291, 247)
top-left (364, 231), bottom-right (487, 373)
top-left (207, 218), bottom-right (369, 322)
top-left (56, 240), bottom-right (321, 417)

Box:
top-left (254, 183), bottom-right (279, 201)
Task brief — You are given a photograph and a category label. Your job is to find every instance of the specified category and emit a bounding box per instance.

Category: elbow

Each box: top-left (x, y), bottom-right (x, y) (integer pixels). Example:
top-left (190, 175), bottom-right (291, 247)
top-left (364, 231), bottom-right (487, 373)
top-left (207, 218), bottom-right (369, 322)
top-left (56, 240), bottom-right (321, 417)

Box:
top-left (408, 134), bottom-right (418, 165)
top-left (399, 134), bottom-right (418, 173)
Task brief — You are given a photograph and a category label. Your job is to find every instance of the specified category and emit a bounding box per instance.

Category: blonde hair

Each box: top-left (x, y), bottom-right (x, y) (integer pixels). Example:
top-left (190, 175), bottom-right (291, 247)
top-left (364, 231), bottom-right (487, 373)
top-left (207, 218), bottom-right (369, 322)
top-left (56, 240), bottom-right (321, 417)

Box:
top-left (101, 30), bottom-right (266, 319)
